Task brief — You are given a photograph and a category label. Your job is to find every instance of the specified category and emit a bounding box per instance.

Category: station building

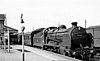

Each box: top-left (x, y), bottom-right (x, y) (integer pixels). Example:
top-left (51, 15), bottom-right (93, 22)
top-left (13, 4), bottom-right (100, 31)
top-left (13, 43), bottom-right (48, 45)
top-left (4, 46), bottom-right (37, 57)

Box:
top-left (0, 14), bottom-right (18, 45)
top-left (86, 25), bottom-right (100, 47)
top-left (4, 25), bottom-right (18, 44)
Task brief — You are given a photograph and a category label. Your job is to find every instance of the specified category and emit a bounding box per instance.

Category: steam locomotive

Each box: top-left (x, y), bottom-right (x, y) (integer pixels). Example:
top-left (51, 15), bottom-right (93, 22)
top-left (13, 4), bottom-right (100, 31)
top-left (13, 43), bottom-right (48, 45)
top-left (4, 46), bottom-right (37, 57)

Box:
top-left (19, 22), bottom-right (96, 61)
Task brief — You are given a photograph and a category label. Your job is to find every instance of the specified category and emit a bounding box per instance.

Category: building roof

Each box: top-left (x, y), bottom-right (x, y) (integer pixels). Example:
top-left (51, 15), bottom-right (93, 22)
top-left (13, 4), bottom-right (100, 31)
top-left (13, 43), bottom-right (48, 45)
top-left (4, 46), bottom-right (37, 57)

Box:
top-left (4, 25), bottom-right (18, 33)
top-left (87, 25), bottom-right (100, 30)
top-left (0, 14), bottom-right (6, 18)
top-left (0, 14), bottom-right (6, 20)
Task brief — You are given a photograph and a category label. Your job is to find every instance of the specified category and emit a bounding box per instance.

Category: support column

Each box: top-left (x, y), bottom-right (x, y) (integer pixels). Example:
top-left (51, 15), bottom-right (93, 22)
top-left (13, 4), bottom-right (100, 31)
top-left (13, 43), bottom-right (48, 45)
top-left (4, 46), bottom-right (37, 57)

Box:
top-left (8, 29), bottom-right (10, 52)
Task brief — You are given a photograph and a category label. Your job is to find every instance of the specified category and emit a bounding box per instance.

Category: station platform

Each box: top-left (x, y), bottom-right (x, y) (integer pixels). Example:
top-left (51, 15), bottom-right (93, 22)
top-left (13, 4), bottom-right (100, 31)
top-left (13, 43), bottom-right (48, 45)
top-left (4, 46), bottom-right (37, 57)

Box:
top-left (0, 45), bottom-right (81, 61)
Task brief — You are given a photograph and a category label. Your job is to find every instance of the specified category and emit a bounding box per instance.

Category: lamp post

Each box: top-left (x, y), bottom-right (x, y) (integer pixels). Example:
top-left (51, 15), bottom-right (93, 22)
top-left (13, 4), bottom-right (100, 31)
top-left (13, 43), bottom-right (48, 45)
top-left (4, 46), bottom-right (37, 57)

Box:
top-left (20, 13), bottom-right (25, 61)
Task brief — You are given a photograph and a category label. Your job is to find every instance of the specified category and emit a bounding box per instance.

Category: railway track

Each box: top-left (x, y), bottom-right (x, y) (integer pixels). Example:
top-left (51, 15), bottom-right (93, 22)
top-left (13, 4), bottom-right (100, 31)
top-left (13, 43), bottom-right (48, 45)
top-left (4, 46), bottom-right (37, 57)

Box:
top-left (26, 45), bottom-right (100, 61)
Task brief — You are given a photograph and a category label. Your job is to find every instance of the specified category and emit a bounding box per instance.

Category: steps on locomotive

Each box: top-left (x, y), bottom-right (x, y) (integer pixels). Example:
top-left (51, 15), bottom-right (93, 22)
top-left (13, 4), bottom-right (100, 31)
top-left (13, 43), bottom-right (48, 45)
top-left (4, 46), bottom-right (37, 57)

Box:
top-left (94, 47), bottom-right (100, 53)
top-left (43, 44), bottom-right (60, 48)
top-left (43, 44), bottom-right (60, 51)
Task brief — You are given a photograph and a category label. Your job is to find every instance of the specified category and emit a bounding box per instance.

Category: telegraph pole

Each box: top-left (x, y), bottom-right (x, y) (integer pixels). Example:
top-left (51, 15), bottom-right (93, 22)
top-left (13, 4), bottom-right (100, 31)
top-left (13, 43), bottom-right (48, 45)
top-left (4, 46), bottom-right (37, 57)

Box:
top-left (85, 19), bottom-right (87, 29)
top-left (20, 13), bottom-right (25, 61)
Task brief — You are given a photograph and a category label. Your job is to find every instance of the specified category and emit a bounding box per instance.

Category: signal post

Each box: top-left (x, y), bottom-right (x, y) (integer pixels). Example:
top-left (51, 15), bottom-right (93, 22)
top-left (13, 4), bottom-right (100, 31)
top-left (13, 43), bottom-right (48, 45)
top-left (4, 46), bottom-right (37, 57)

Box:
top-left (20, 13), bottom-right (25, 61)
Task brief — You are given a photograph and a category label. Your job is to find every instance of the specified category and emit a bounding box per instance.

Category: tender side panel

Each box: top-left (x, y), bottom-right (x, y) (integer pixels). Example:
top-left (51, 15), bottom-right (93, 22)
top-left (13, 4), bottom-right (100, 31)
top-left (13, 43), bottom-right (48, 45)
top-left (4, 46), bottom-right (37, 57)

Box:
top-left (24, 34), bottom-right (31, 45)
top-left (33, 32), bottom-right (44, 47)
top-left (33, 37), bottom-right (44, 47)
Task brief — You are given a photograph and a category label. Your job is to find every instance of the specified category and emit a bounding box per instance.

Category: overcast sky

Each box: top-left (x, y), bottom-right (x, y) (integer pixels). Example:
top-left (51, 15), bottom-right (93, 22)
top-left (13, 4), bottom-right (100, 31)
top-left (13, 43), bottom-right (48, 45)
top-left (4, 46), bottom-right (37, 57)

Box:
top-left (0, 0), bottom-right (100, 32)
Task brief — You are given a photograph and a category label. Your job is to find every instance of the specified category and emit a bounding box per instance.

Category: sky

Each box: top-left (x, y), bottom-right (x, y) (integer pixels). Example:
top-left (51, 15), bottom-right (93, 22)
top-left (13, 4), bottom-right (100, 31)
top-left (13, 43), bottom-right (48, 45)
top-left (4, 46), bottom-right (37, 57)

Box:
top-left (0, 0), bottom-right (100, 32)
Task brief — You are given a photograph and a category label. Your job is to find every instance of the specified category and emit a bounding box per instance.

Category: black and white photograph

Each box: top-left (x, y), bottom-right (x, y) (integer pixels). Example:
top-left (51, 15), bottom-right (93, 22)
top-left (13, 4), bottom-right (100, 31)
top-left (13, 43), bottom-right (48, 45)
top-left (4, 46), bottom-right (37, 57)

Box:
top-left (0, 0), bottom-right (100, 61)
